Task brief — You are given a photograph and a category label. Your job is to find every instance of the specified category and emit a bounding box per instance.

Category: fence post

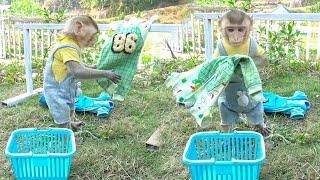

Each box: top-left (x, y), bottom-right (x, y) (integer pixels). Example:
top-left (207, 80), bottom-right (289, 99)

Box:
top-left (191, 14), bottom-right (195, 52)
top-left (18, 29), bottom-right (22, 59)
top-left (35, 29), bottom-right (38, 60)
top-left (295, 21), bottom-right (301, 59)
top-left (317, 24), bottom-right (320, 60)
top-left (2, 17), bottom-right (6, 59)
top-left (179, 24), bottom-right (183, 53)
top-left (197, 19), bottom-right (201, 53)
top-left (185, 21), bottom-right (188, 51)
top-left (211, 19), bottom-right (214, 52)
top-left (266, 20), bottom-right (270, 52)
top-left (7, 23), bottom-right (10, 58)
top-left (41, 30), bottom-right (44, 59)
top-left (203, 18), bottom-right (213, 61)
top-left (12, 24), bottom-right (16, 58)
top-left (0, 9), bottom-right (3, 59)
top-left (306, 21), bottom-right (311, 61)
top-left (23, 28), bottom-right (33, 93)
top-left (171, 30), bottom-right (178, 52)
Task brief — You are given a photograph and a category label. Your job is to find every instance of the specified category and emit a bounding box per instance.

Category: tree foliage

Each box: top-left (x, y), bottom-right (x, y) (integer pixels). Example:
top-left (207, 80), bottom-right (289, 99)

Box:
top-left (78, 0), bottom-right (180, 16)
top-left (8, 0), bottom-right (43, 16)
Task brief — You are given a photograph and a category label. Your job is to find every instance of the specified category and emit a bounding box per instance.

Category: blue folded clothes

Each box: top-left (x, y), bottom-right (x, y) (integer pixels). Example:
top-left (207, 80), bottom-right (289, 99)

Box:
top-left (39, 92), bottom-right (114, 118)
top-left (263, 91), bottom-right (311, 120)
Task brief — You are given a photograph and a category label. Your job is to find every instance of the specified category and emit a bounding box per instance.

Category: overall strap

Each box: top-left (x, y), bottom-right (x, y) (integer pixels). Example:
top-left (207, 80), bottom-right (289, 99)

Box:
top-left (44, 42), bottom-right (81, 85)
top-left (217, 39), bottom-right (228, 56)
top-left (50, 42), bottom-right (81, 59)
top-left (248, 36), bottom-right (257, 57)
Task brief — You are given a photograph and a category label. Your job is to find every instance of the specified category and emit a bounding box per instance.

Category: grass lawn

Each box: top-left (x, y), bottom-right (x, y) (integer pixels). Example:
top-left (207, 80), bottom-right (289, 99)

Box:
top-left (0, 69), bottom-right (319, 179)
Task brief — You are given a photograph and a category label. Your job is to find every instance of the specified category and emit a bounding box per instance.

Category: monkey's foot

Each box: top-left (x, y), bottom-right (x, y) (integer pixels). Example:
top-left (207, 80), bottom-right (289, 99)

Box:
top-left (57, 121), bottom-right (85, 132)
top-left (254, 124), bottom-right (272, 136)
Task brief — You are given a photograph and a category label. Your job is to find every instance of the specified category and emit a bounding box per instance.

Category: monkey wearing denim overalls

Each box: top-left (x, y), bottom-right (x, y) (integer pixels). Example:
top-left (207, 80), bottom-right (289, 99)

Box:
top-left (214, 9), bottom-right (271, 136)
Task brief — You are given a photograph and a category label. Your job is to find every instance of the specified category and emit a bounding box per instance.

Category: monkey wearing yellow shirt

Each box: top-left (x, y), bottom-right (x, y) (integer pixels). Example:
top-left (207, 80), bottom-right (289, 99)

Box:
top-left (214, 9), bottom-right (271, 136)
top-left (43, 16), bottom-right (121, 130)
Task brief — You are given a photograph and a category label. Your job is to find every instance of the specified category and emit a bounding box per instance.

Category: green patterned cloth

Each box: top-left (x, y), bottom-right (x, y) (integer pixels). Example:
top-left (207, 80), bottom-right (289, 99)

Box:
top-left (166, 55), bottom-right (263, 127)
top-left (97, 16), bottom-right (158, 100)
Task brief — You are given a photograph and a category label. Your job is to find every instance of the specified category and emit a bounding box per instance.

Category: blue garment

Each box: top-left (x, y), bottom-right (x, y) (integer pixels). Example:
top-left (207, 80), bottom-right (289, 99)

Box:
top-left (39, 92), bottom-right (114, 118)
top-left (263, 91), bottom-right (311, 120)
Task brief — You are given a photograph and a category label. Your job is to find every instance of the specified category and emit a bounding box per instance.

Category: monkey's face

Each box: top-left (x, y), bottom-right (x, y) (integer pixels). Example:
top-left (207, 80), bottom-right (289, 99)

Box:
top-left (75, 24), bottom-right (98, 48)
top-left (225, 26), bottom-right (247, 46)
top-left (220, 19), bottom-right (252, 47)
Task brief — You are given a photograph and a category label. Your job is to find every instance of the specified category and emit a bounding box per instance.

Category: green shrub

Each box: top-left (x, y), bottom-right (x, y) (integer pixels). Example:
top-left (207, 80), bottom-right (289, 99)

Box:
top-left (39, 7), bottom-right (67, 23)
top-left (183, 40), bottom-right (192, 53)
top-left (7, 0), bottom-right (43, 16)
top-left (0, 60), bottom-right (24, 84)
top-left (79, 0), bottom-right (102, 9)
top-left (79, 0), bottom-right (181, 17)
top-left (141, 54), bottom-right (152, 65)
top-left (309, 2), bottom-right (320, 12)
top-left (224, 0), bottom-right (254, 12)
top-left (257, 22), bottom-right (308, 73)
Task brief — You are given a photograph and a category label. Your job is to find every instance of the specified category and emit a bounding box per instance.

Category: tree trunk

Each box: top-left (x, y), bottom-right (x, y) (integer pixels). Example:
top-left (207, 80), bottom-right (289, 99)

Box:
top-left (289, 0), bottom-right (303, 8)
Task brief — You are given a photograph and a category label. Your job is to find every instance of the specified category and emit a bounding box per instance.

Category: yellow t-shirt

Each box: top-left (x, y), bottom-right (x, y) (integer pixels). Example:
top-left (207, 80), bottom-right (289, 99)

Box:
top-left (51, 36), bottom-right (81, 83)
top-left (213, 38), bottom-right (265, 58)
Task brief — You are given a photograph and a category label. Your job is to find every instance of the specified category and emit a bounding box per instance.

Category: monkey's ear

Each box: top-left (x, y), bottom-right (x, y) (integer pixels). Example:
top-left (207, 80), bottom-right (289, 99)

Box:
top-left (74, 21), bottom-right (83, 34)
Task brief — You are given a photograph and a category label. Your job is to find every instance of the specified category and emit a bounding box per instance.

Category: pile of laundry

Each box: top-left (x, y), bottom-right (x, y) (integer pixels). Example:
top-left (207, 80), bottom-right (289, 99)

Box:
top-left (39, 92), bottom-right (114, 118)
top-left (263, 91), bottom-right (311, 120)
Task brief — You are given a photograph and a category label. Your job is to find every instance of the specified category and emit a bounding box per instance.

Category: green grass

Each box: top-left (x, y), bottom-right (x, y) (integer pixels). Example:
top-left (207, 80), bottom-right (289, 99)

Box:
top-left (0, 70), bottom-right (320, 179)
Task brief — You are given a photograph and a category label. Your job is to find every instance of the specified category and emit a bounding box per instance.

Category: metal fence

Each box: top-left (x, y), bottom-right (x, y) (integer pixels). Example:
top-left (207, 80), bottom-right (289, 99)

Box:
top-left (190, 12), bottom-right (320, 61)
top-left (0, 19), bottom-right (184, 59)
top-left (2, 13), bottom-right (320, 62)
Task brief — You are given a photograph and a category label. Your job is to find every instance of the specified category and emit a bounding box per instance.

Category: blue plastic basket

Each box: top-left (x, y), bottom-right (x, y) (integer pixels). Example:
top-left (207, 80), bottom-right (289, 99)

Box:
top-left (182, 131), bottom-right (266, 180)
top-left (5, 128), bottom-right (76, 179)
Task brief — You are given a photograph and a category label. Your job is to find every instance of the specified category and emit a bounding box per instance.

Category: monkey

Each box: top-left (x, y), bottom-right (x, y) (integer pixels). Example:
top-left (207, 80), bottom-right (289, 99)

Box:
top-left (43, 15), bottom-right (121, 130)
top-left (214, 9), bottom-right (271, 136)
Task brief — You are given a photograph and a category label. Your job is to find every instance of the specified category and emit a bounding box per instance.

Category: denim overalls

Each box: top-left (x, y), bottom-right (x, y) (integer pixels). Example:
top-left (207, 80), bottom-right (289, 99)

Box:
top-left (43, 43), bottom-right (80, 125)
top-left (216, 37), bottom-right (264, 125)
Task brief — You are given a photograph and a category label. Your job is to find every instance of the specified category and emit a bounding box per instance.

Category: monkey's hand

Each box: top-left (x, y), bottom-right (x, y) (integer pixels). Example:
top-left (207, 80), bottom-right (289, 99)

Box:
top-left (66, 61), bottom-right (121, 82)
top-left (254, 123), bottom-right (272, 136)
top-left (253, 55), bottom-right (268, 70)
top-left (105, 70), bottom-right (121, 84)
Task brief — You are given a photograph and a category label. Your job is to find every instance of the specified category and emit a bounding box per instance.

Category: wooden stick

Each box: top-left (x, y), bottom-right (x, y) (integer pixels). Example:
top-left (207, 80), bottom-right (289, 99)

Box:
top-left (146, 126), bottom-right (165, 152)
